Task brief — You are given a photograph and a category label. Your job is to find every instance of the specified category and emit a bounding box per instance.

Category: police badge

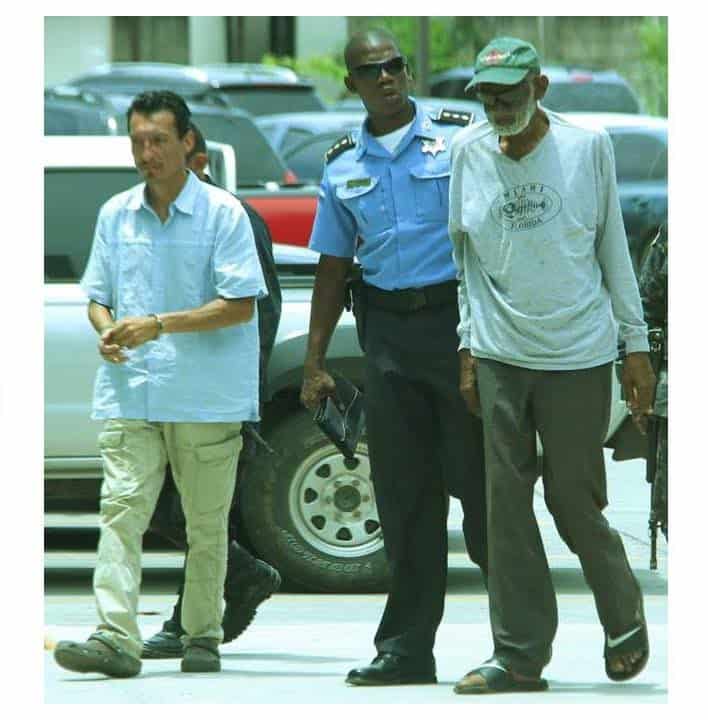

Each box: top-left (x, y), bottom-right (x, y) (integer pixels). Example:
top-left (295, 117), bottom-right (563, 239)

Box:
top-left (421, 136), bottom-right (447, 157)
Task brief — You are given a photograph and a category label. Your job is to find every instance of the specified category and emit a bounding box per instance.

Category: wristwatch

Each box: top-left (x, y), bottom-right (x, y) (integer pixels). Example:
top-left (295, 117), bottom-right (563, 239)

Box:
top-left (149, 313), bottom-right (164, 338)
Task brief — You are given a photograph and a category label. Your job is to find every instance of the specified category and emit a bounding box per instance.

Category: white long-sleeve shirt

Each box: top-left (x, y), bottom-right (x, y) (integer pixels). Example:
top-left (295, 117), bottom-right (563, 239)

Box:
top-left (448, 110), bottom-right (649, 370)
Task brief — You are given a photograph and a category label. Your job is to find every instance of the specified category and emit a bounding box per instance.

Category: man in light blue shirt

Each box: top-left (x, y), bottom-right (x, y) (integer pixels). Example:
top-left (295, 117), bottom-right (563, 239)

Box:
top-left (54, 91), bottom-right (266, 678)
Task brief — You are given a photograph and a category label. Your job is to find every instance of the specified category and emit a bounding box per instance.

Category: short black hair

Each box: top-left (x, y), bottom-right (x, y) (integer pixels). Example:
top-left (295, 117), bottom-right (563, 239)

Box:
top-left (186, 121), bottom-right (207, 161)
top-left (126, 90), bottom-right (192, 138)
top-left (344, 28), bottom-right (400, 70)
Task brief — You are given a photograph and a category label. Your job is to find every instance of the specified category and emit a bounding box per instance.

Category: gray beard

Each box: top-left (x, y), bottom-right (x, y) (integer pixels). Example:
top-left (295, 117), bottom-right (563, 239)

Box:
top-left (489, 100), bottom-right (536, 137)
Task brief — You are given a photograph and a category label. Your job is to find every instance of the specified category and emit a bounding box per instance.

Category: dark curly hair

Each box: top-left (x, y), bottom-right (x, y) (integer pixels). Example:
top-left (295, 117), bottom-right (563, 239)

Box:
top-left (126, 90), bottom-right (192, 138)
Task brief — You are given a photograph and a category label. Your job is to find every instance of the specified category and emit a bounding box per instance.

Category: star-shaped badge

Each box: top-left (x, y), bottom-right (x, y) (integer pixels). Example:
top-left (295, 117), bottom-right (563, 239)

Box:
top-left (421, 136), bottom-right (447, 157)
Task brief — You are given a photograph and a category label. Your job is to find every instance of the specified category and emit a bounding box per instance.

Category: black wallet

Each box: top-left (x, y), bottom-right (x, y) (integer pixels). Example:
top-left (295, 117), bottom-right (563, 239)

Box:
top-left (314, 373), bottom-right (365, 460)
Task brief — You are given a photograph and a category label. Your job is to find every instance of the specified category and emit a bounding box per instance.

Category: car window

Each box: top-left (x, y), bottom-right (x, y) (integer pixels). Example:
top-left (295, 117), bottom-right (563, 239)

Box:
top-left (543, 83), bottom-right (639, 113)
top-left (431, 79), bottom-right (469, 99)
top-left (219, 87), bottom-right (325, 115)
top-left (189, 112), bottom-right (286, 186)
top-left (45, 168), bottom-right (140, 283)
top-left (45, 107), bottom-right (115, 135)
top-left (281, 128), bottom-right (314, 153)
top-left (609, 131), bottom-right (667, 182)
top-left (283, 136), bottom-right (333, 184)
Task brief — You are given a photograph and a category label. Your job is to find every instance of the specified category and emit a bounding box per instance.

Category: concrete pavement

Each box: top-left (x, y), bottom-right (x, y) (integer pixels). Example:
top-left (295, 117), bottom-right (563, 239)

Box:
top-left (45, 452), bottom-right (668, 703)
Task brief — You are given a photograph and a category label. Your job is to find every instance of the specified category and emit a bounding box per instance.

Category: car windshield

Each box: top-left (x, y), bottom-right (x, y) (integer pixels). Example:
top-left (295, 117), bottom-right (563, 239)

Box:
top-left (543, 83), bottom-right (639, 113)
top-left (45, 168), bottom-right (140, 283)
top-left (189, 112), bottom-right (286, 185)
top-left (609, 130), bottom-right (667, 182)
top-left (45, 107), bottom-right (115, 135)
top-left (219, 87), bottom-right (325, 116)
top-left (283, 135), bottom-right (335, 185)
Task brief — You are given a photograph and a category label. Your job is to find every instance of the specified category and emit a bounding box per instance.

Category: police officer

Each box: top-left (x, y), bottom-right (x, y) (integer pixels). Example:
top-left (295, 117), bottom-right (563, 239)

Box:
top-left (300, 28), bottom-right (487, 686)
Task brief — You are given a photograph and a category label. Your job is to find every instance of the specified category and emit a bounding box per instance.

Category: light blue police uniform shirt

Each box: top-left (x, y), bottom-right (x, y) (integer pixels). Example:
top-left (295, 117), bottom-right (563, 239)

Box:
top-left (309, 98), bottom-right (472, 290)
top-left (80, 170), bottom-right (267, 423)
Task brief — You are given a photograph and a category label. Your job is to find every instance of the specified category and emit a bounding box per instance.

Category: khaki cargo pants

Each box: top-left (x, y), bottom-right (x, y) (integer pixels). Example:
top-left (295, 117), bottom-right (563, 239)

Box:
top-left (92, 419), bottom-right (242, 659)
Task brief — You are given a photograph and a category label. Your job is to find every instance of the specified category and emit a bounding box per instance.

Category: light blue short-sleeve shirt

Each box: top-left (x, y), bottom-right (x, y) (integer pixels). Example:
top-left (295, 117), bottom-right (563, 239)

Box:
top-left (309, 98), bottom-right (473, 290)
top-left (80, 170), bottom-right (267, 422)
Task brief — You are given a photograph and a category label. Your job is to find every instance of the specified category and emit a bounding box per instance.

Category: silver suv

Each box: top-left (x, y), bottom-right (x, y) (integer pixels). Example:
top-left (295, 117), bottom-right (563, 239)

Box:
top-left (44, 136), bottom-right (639, 593)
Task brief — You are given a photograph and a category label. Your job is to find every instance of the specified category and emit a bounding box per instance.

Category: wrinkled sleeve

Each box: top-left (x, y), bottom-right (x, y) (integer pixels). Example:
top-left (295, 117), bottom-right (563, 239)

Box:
top-left (448, 137), bottom-right (473, 351)
top-left (79, 208), bottom-right (113, 307)
top-left (213, 201), bottom-right (267, 300)
top-left (594, 131), bottom-right (649, 354)
top-left (308, 166), bottom-right (357, 257)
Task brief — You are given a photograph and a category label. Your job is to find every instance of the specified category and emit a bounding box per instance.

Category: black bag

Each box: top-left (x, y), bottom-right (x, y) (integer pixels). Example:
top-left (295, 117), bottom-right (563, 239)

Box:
top-left (314, 373), bottom-right (365, 460)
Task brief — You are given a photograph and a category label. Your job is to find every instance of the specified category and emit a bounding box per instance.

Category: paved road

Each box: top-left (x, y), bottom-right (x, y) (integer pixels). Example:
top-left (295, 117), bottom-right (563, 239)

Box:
top-left (45, 451), bottom-right (668, 703)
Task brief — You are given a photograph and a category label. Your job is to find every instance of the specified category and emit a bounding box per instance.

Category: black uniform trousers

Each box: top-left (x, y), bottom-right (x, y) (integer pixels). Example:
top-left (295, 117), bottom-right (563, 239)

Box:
top-left (356, 298), bottom-right (487, 659)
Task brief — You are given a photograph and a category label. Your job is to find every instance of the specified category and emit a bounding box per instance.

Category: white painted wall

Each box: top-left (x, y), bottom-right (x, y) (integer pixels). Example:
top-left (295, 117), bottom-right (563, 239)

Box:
top-left (44, 16), bottom-right (112, 87)
top-left (296, 16), bottom-right (347, 59)
top-left (188, 16), bottom-right (227, 65)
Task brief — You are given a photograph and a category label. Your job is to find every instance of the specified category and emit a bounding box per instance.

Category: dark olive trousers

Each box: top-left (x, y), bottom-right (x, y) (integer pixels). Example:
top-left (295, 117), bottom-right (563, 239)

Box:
top-left (359, 301), bottom-right (487, 660)
top-left (476, 359), bottom-right (643, 676)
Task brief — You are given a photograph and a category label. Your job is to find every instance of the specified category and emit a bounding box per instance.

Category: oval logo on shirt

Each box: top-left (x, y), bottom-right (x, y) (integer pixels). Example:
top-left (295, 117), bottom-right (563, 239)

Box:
top-left (491, 183), bottom-right (562, 232)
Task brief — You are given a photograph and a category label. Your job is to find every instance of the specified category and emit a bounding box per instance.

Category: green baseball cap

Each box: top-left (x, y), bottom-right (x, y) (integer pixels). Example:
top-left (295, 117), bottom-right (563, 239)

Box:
top-left (465, 37), bottom-right (541, 90)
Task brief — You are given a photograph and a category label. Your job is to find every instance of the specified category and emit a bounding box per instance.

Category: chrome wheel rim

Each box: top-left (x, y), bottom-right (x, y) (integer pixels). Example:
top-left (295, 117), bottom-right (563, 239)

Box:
top-left (288, 442), bottom-right (383, 558)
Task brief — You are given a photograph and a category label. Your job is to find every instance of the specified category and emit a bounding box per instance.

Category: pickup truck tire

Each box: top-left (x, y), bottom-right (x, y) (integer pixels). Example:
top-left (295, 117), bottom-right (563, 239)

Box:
top-left (239, 409), bottom-right (390, 593)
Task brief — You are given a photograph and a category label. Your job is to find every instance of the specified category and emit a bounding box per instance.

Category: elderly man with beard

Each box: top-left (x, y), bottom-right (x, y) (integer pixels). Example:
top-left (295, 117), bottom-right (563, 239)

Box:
top-left (448, 37), bottom-right (655, 693)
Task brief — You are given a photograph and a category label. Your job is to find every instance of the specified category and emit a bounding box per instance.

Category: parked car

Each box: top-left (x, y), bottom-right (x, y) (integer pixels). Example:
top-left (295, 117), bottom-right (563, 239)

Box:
top-left (45, 87), bottom-right (120, 136)
top-left (196, 63), bottom-right (327, 115)
top-left (257, 111), bottom-right (364, 154)
top-left (430, 66), bottom-right (642, 114)
top-left (44, 136), bottom-right (641, 593)
top-left (66, 62), bottom-right (219, 98)
top-left (66, 61), bottom-right (326, 116)
top-left (565, 112), bottom-right (667, 271)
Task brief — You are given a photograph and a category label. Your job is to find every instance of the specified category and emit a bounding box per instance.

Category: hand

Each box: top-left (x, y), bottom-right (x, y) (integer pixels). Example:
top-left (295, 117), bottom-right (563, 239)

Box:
top-left (621, 352), bottom-right (656, 435)
top-left (104, 316), bottom-right (160, 350)
top-left (300, 366), bottom-right (337, 411)
top-left (98, 326), bottom-right (128, 364)
top-left (459, 350), bottom-right (481, 416)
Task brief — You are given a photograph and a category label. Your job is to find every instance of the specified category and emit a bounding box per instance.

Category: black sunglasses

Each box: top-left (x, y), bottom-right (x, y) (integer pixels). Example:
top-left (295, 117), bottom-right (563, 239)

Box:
top-left (476, 79), bottom-right (532, 110)
top-left (351, 56), bottom-right (407, 81)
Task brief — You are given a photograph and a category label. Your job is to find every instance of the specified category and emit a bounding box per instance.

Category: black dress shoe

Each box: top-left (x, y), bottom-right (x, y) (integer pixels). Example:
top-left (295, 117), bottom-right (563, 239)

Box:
top-left (346, 653), bottom-right (437, 686)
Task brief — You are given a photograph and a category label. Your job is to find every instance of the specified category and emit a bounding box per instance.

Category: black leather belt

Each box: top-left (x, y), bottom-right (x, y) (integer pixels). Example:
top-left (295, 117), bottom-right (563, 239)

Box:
top-left (362, 280), bottom-right (458, 313)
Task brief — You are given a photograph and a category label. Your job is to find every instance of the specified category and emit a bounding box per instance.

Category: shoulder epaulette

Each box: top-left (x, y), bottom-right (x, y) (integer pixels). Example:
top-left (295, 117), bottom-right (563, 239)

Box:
top-left (325, 134), bottom-right (356, 164)
top-left (434, 108), bottom-right (473, 127)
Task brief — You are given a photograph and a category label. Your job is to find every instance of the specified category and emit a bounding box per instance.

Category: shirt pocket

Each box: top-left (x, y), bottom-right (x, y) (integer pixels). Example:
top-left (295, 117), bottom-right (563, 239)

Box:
top-left (409, 167), bottom-right (450, 223)
top-left (335, 177), bottom-right (392, 235)
top-left (167, 234), bottom-right (214, 308)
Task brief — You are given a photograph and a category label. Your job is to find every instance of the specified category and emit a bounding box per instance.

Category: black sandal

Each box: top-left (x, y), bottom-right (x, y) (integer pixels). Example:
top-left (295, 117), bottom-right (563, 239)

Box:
top-left (604, 601), bottom-right (650, 681)
top-left (454, 659), bottom-right (548, 694)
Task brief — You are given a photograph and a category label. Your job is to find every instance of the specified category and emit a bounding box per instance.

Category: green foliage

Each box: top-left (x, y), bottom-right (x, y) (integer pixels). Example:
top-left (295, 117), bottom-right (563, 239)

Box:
top-left (636, 17), bottom-right (668, 116)
top-left (348, 17), bottom-right (477, 73)
top-left (262, 52), bottom-right (347, 84)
